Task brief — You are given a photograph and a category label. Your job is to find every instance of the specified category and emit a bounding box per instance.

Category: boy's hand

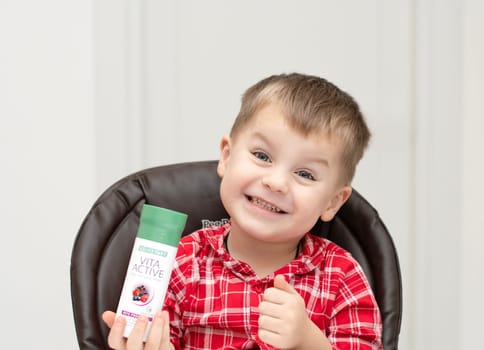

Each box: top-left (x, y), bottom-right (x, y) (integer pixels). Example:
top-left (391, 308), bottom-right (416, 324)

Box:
top-left (101, 310), bottom-right (174, 350)
top-left (258, 275), bottom-right (331, 350)
top-left (257, 275), bottom-right (312, 349)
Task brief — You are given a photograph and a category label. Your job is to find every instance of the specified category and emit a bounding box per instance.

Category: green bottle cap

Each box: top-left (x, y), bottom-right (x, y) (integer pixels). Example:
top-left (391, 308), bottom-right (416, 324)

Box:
top-left (137, 204), bottom-right (188, 247)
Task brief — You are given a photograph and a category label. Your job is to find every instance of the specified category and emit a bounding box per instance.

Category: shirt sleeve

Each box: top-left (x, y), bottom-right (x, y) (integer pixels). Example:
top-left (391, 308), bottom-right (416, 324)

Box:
top-left (326, 254), bottom-right (383, 350)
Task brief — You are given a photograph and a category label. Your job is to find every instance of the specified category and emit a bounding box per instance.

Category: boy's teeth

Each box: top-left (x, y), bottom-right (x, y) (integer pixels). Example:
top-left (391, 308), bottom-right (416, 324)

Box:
top-left (250, 197), bottom-right (282, 212)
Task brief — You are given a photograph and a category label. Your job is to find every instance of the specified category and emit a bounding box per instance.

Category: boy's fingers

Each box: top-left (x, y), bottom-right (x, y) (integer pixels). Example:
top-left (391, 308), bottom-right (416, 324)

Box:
top-left (258, 327), bottom-right (282, 349)
top-left (102, 311), bottom-right (116, 329)
top-left (107, 316), bottom-right (127, 350)
top-left (144, 311), bottom-right (174, 350)
top-left (144, 311), bottom-right (164, 349)
top-left (103, 311), bottom-right (173, 350)
top-left (126, 315), bottom-right (148, 350)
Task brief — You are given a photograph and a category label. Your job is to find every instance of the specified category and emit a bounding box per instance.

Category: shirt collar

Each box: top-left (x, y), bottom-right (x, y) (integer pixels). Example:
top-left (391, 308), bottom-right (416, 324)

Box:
top-left (205, 222), bottom-right (326, 279)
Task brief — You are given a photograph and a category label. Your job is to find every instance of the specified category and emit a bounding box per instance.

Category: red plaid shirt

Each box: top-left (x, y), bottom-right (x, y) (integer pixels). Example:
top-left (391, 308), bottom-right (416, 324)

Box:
top-left (164, 223), bottom-right (382, 349)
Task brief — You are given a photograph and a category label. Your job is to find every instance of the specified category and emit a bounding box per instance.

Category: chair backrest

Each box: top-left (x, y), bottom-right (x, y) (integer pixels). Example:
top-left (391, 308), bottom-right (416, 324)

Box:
top-left (70, 160), bottom-right (402, 349)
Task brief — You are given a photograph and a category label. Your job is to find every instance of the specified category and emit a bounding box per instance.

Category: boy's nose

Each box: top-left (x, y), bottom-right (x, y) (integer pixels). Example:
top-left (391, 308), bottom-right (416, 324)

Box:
top-left (261, 170), bottom-right (289, 194)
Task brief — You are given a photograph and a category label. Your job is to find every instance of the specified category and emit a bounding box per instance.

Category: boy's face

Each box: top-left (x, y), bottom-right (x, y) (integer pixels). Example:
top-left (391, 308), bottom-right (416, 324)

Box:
top-left (217, 104), bottom-right (352, 245)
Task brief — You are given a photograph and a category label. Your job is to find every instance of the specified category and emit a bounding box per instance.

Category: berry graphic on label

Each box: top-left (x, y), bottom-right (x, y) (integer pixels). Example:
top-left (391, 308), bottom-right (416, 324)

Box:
top-left (132, 284), bottom-right (152, 305)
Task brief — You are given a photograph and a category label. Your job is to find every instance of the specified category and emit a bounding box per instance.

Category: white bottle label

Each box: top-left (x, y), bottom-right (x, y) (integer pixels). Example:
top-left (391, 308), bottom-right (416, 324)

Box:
top-left (115, 237), bottom-right (178, 339)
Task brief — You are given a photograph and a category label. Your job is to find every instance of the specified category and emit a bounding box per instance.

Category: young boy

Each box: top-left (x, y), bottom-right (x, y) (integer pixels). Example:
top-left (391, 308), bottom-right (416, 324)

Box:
top-left (103, 73), bottom-right (383, 349)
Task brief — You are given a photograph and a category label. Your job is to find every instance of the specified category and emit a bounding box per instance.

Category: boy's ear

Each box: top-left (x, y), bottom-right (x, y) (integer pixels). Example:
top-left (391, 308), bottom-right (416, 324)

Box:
top-left (217, 135), bottom-right (231, 178)
top-left (320, 186), bottom-right (352, 222)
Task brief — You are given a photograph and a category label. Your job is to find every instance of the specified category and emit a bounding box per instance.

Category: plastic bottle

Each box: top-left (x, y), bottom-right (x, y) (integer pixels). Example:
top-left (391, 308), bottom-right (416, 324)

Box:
top-left (115, 204), bottom-right (188, 340)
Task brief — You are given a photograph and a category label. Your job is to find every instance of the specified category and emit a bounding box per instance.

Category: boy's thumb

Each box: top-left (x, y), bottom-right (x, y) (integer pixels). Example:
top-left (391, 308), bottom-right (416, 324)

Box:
top-left (273, 274), bottom-right (296, 294)
top-left (101, 311), bottom-right (116, 329)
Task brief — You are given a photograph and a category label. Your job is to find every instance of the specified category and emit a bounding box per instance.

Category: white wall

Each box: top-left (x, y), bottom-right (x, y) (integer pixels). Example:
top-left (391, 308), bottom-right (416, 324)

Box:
top-left (1, 1), bottom-right (483, 349)
top-left (459, 1), bottom-right (484, 348)
top-left (412, 1), bottom-right (463, 348)
top-left (0, 1), bottom-right (93, 349)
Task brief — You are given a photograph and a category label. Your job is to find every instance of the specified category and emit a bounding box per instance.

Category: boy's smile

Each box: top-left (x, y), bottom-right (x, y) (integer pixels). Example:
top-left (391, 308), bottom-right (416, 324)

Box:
top-left (247, 195), bottom-right (285, 213)
top-left (217, 103), bottom-right (352, 251)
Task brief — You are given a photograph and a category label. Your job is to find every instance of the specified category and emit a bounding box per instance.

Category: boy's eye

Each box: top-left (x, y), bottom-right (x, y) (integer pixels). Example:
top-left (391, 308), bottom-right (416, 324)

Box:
top-left (253, 151), bottom-right (271, 162)
top-left (296, 170), bottom-right (315, 181)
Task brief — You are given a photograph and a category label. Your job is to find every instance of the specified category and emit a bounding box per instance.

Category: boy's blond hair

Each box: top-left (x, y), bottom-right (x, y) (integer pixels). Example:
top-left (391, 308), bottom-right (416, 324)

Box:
top-left (230, 73), bottom-right (371, 185)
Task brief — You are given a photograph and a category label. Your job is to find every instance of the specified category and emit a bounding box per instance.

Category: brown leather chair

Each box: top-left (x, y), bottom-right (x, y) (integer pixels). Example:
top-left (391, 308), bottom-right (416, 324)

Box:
top-left (70, 160), bottom-right (402, 349)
